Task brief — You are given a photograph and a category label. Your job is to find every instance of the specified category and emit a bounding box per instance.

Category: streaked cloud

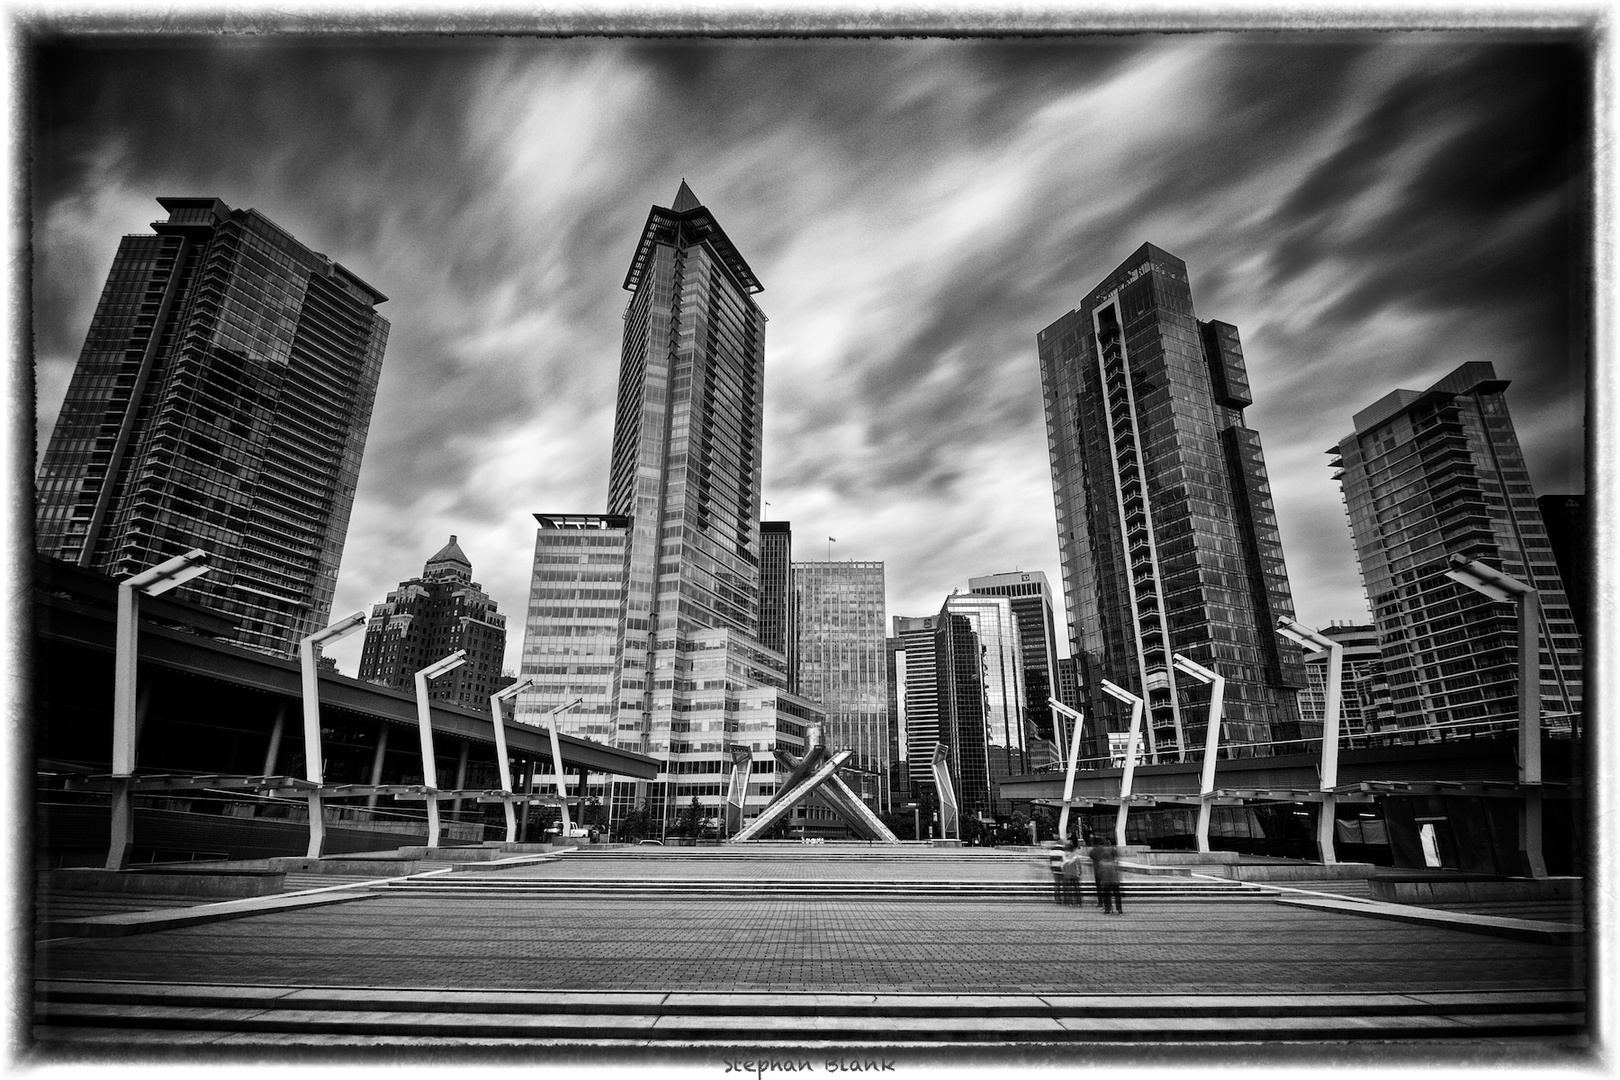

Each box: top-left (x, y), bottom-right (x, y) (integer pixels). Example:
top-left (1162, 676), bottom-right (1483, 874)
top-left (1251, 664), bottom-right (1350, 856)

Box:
top-left (29, 32), bottom-right (1589, 674)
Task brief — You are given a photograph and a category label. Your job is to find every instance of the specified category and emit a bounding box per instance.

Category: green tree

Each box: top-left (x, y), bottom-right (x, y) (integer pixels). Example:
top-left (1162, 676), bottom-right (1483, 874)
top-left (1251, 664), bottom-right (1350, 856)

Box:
top-left (673, 796), bottom-right (705, 838)
top-left (1030, 806), bottom-right (1057, 843)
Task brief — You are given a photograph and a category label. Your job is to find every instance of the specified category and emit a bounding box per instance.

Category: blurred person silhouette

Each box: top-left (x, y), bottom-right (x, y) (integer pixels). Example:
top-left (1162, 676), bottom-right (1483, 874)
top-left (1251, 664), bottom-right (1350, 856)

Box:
top-left (1090, 835), bottom-right (1123, 914)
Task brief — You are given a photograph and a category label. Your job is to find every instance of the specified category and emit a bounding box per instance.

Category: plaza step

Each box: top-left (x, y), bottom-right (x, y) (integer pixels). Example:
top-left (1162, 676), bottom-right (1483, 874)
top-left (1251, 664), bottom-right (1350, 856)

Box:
top-left (33, 980), bottom-right (1586, 1045)
top-left (365, 876), bottom-right (1277, 900)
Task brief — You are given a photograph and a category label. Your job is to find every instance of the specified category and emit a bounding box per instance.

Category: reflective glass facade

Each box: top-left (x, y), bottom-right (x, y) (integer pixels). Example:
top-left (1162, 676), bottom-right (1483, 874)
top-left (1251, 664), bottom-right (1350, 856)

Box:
top-left (516, 514), bottom-right (631, 744)
top-left (1332, 362), bottom-right (1583, 737)
top-left (793, 560), bottom-right (890, 797)
top-left (892, 609), bottom-right (993, 818)
top-left (36, 197), bottom-right (388, 656)
top-left (517, 182), bottom-right (825, 828)
top-left (758, 521), bottom-right (796, 690)
top-left (1037, 243), bottom-right (1305, 764)
top-left (357, 536), bottom-right (507, 709)
top-left (968, 570), bottom-right (1064, 769)
top-left (944, 593), bottom-right (1027, 801)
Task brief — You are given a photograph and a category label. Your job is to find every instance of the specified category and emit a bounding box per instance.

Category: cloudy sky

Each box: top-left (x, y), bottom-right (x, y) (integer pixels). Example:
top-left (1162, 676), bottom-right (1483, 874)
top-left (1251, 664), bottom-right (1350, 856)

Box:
top-left (29, 30), bottom-right (1591, 677)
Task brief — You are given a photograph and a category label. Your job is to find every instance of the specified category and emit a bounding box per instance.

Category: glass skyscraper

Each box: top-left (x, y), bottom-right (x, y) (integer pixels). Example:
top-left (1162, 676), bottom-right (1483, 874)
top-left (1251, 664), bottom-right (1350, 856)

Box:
top-left (1331, 361), bottom-right (1583, 737)
top-left (1037, 242), bottom-right (1305, 764)
top-left (893, 608), bottom-right (993, 820)
top-left (793, 560), bottom-right (890, 803)
top-left (944, 592), bottom-right (1027, 803)
top-left (516, 513), bottom-right (631, 745)
top-left (519, 182), bottom-right (824, 827)
top-left (968, 570), bottom-right (1064, 770)
top-left (758, 521), bottom-right (796, 691)
top-left (36, 196), bottom-right (388, 656)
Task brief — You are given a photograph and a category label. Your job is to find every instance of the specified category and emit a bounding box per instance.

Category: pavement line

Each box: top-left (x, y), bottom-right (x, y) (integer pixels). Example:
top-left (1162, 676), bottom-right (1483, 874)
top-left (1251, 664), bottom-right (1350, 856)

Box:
top-left (45, 865), bottom-right (460, 938)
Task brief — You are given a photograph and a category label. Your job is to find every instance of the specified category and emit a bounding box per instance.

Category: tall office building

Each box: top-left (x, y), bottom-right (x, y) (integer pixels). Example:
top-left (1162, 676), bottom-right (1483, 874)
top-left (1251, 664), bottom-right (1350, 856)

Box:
top-left (1295, 624), bottom-right (1393, 749)
top-left (1037, 242), bottom-right (1305, 764)
top-left (35, 196), bottom-right (388, 656)
top-left (968, 570), bottom-right (1064, 770)
top-left (516, 514), bottom-right (631, 744)
top-left (893, 609), bottom-right (993, 819)
top-left (794, 560), bottom-right (890, 805)
top-left (1537, 495), bottom-right (1587, 640)
top-left (1331, 362), bottom-right (1583, 736)
top-left (758, 522), bottom-right (796, 690)
top-left (944, 592), bottom-right (1027, 802)
top-left (358, 536), bottom-right (507, 709)
top-left (520, 182), bottom-right (824, 825)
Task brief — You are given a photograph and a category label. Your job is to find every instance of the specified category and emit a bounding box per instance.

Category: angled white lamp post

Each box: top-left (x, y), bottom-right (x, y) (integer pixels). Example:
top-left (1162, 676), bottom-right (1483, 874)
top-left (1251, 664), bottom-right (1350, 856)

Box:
top-left (1171, 653), bottom-right (1226, 854)
top-left (413, 649), bottom-right (467, 848)
top-left (299, 611), bottom-right (367, 858)
top-left (539, 696), bottom-right (585, 836)
top-left (1276, 618), bottom-right (1342, 865)
top-left (1048, 697), bottom-right (1086, 842)
top-left (488, 677), bottom-right (535, 844)
top-left (1443, 555), bottom-right (1545, 877)
top-left (1100, 679), bottom-right (1144, 848)
top-left (107, 548), bottom-right (211, 870)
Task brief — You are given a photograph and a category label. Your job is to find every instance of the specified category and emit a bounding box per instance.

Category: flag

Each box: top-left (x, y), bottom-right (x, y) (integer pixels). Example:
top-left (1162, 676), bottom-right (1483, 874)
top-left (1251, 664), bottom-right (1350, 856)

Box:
top-left (829, 537), bottom-right (837, 542)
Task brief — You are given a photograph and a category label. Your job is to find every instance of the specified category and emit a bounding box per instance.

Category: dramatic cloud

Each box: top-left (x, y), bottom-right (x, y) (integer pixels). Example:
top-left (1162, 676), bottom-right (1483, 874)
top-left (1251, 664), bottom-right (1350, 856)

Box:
top-left (29, 32), bottom-right (1590, 675)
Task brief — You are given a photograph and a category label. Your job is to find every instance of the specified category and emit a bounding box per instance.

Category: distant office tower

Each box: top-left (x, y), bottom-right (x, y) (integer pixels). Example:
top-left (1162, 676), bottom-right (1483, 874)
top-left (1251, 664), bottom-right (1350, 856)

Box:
top-left (944, 592), bottom-right (1027, 805)
top-left (1331, 362), bottom-right (1583, 736)
top-left (893, 609), bottom-right (993, 820)
top-left (1537, 495), bottom-right (1587, 640)
top-left (885, 635), bottom-right (908, 806)
top-left (1055, 656), bottom-right (1081, 710)
top-left (357, 536), bottom-right (507, 709)
top-left (758, 522), bottom-right (797, 690)
top-left (1037, 242), bottom-right (1305, 764)
top-left (515, 514), bottom-right (631, 744)
top-left (1295, 624), bottom-right (1393, 750)
top-left (968, 571), bottom-right (1064, 770)
top-left (520, 182), bottom-right (823, 824)
top-left (36, 196), bottom-right (388, 656)
top-left (794, 560), bottom-right (889, 806)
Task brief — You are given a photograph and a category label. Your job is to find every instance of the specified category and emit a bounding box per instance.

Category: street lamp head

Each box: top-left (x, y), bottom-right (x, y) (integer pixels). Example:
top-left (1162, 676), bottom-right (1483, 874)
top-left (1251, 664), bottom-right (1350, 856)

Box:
top-left (128, 548), bottom-right (211, 596)
top-left (1276, 617), bottom-right (1335, 653)
top-left (306, 611), bottom-right (367, 647)
top-left (1171, 652), bottom-right (1219, 684)
top-left (1099, 679), bottom-right (1141, 706)
top-left (418, 650), bottom-right (468, 680)
top-left (1444, 555), bottom-right (1531, 603)
top-left (493, 677), bottom-right (536, 702)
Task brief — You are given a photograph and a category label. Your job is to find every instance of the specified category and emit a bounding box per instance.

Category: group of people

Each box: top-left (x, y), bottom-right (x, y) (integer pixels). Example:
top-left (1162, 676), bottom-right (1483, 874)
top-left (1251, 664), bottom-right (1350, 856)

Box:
top-left (1053, 831), bottom-right (1124, 914)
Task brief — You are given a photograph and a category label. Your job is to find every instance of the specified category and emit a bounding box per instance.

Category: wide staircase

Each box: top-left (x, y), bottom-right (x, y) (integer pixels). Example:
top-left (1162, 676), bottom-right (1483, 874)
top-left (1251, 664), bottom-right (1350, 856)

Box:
top-left (35, 982), bottom-right (1585, 1046)
top-left (34, 842), bottom-right (1588, 1049)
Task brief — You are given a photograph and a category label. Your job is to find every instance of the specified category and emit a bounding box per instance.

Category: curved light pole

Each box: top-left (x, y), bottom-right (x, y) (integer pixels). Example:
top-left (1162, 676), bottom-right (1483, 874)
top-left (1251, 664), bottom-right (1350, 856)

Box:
top-left (414, 650), bottom-right (467, 848)
top-left (1048, 697), bottom-right (1086, 842)
top-left (488, 678), bottom-right (534, 844)
top-left (1276, 618), bottom-right (1343, 866)
top-left (1100, 679), bottom-right (1144, 847)
top-left (1444, 555), bottom-right (1545, 877)
top-left (1171, 653), bottom-right (1226, 854)
top-left (299, 611), bottom-right (367, 858)
top-left (107, 549), bottom-right (211, 870)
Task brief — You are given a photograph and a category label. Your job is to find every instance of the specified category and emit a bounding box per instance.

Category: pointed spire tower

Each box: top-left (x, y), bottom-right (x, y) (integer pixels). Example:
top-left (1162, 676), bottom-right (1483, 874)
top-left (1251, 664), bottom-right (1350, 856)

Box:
top-left (671, 178), bottom-right (702, 212)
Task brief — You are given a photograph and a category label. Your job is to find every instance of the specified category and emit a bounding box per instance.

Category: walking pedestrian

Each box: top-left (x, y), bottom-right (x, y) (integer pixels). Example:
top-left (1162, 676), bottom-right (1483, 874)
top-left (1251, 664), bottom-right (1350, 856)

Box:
top-left (1090, 836), bottom-right (1123, 914)
top-left (1060, 836), bottom-right (1084, 906)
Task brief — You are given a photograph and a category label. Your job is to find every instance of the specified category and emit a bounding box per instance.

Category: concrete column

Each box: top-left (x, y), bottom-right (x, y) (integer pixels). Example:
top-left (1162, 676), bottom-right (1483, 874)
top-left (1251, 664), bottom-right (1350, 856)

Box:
top-left (451, 741), bottom-right (470, 819)
top-left (366, 723), bottom-right (389, 810)
top-left (263, 704), bottom-right (288, 777)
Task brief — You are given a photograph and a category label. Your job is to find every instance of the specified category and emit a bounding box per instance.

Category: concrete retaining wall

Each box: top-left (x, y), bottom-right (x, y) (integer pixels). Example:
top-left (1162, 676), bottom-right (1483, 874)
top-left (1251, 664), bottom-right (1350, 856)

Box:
top-left (43, 868), bottom-right (285, 897)
top-left (1371, 876), bottom-right (1583, 904)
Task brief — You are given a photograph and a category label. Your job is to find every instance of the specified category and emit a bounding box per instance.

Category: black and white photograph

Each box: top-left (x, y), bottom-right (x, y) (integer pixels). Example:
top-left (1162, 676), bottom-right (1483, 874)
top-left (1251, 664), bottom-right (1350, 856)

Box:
top-left (18, 9), bottom-right (1607, 1068)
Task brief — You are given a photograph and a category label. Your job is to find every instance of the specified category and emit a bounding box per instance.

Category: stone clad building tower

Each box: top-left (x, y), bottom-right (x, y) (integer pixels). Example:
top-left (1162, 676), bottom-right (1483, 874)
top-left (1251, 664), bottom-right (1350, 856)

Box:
top-left (358, 536), bottom-right (508, 710)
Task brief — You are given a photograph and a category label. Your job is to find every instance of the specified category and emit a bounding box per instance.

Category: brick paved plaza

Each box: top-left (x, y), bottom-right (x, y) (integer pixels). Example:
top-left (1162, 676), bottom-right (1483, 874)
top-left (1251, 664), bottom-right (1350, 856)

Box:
top-left (31, 847), bottom-right (1593, 1058)
top-left (39, 892), bottom-right (1585, 995)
